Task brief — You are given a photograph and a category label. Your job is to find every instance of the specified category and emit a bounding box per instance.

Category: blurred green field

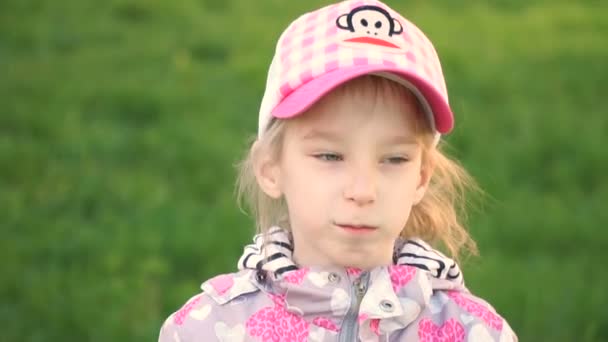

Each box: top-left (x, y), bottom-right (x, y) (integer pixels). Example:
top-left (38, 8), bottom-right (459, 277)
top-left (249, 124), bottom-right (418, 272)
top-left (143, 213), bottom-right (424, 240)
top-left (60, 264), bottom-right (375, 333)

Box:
top-left (1, 0), bottom-right (607, 341)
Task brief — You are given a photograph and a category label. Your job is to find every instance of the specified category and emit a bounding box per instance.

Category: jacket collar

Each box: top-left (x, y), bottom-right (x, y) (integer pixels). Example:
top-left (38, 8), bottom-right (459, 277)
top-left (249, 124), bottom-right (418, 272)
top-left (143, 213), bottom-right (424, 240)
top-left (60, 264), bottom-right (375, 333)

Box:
top-left (204, 227), bottom-right (468, 337)
top-left (237, 226), bottom-right (465, 287)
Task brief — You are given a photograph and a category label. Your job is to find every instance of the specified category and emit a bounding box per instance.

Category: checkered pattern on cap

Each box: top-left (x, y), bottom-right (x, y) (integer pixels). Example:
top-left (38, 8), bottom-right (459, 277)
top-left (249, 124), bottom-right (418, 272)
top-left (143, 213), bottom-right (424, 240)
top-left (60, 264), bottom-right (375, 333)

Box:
top-left (258, 0), bottom-right (452, 139)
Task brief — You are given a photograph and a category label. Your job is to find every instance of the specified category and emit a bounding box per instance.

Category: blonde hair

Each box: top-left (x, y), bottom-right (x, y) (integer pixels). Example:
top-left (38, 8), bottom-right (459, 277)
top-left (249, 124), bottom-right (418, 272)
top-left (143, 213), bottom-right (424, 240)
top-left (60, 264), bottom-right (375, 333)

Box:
top-left (236, 75), bottom-right (479, 260)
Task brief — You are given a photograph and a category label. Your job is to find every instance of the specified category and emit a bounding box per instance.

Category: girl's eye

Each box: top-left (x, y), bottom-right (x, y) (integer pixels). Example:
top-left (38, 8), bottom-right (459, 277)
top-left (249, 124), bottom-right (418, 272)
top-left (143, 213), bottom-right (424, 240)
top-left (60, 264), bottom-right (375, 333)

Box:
top-left (314, 153), bottom-right (343, 162)
top-left (383, 156), bottom-right (408, 164)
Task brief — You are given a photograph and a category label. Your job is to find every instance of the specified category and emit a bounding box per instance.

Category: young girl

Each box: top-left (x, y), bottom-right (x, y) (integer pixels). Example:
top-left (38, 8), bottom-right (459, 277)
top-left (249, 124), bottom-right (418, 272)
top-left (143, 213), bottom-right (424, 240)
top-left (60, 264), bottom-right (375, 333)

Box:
top-left (159, 0), bottom-right (517, 341)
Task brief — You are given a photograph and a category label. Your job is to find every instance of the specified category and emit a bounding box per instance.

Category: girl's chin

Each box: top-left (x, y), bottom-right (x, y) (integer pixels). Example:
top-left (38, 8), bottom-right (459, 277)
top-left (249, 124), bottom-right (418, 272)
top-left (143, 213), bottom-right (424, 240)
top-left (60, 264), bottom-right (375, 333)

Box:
top-left (293, 241), bottom-right (395, 270)
top-left (330, 254), bottom-right (393, 271)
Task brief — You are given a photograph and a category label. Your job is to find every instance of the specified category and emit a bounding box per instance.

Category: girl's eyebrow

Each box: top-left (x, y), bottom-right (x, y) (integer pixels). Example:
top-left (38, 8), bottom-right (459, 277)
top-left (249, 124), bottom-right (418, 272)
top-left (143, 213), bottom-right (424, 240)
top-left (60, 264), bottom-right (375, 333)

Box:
top-left (300, 129), bottom-right (343, 142)
top-left (380, 135), bottom-right (419, 146)
top-left (301, 129), bottom-right (419, 146)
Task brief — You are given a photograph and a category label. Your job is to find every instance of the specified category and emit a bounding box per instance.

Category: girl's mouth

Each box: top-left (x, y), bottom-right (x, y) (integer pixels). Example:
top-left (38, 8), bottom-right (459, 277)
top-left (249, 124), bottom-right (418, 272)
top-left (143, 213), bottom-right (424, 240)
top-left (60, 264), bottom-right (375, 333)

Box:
top-left (335, 224), bottom-right (377, 234)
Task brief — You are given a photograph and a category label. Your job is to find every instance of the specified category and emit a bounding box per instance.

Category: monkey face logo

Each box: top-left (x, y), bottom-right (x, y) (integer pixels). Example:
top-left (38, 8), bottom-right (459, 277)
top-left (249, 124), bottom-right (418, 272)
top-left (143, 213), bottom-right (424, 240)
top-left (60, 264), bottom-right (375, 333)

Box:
top-left (336, 5), bottom-right (404, 50)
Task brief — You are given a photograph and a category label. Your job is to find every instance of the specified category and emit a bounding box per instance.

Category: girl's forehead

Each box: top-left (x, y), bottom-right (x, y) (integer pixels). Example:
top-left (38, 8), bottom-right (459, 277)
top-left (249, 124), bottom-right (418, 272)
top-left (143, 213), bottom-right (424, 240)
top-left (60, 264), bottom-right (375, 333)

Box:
top-left (293, 81), bottom-right (421, 130)
top-left (284, 101), bottom-right (419, 147)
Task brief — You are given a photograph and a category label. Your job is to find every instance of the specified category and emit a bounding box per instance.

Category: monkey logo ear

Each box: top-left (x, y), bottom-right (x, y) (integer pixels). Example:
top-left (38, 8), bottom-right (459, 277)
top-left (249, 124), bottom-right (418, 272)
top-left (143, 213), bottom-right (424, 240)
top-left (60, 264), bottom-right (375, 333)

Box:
top-left (391, 18), bottom-right (403, 36)
top-left (336, 13), bottom-right (352, 32)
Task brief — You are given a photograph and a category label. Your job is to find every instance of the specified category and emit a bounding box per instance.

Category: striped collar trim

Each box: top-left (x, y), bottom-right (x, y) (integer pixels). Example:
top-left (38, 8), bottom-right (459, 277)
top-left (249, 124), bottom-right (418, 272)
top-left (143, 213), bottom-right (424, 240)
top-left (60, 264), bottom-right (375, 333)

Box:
top-left (237, 226), bottom-right (464, 286)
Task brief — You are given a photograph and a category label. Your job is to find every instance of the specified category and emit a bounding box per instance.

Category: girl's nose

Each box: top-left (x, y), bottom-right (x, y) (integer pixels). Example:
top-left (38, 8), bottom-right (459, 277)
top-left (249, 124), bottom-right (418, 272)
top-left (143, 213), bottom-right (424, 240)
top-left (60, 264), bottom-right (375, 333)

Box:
top-left (343, 166), bottom-right (377, 206)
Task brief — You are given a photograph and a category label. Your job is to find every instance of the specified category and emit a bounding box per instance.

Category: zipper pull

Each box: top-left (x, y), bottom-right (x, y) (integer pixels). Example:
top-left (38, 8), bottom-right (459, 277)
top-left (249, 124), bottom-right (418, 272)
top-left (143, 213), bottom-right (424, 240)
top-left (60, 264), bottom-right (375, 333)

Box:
top-left (354, 273), bottom-right (368, 302)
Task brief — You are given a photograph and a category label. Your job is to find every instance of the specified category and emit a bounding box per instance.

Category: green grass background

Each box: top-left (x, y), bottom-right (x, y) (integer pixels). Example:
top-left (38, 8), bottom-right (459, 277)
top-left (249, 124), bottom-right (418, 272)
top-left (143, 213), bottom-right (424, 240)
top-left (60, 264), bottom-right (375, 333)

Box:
top-left (1, 0), bottom-right (607, 341)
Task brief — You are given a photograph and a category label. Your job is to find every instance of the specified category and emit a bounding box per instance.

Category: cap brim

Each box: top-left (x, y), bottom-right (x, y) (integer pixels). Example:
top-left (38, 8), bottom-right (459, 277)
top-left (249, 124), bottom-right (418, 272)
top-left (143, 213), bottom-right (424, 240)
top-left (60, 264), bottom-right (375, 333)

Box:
top-left (271, 65), bottom-right (453, 134)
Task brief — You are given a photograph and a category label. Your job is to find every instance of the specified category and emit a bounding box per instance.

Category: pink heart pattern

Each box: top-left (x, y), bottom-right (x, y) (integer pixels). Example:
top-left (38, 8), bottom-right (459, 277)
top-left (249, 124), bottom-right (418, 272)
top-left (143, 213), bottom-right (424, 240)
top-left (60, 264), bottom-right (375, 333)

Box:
top-left (312, 317), bottom-right (340, 332)
top-left (246, 294), bottom-right (309, 341)
top-left (370, 318), bottom-right (381, 336)
top-left (447, 291), bottom-right (503, 330)
top-left (173, 294), bottom-right (203, 325)
top-left (389, 265), bottom-right (417, 292)
top-left (283, 268), bottom-right (309, 285)
top-left (357, 313), bottom-right (369, 324)
top-left (346, 267), bottom-right (363, 278)
top-left (208, 274), bottom-right (234, 295)
top-left (418, 318), bottom-right (465, 342)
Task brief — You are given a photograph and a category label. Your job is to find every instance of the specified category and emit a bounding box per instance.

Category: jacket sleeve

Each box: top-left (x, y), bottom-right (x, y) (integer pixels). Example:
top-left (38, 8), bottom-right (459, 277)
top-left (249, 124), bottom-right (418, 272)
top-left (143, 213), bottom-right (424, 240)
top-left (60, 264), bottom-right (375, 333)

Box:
top-left (158, 292), bottom-right (220, 342)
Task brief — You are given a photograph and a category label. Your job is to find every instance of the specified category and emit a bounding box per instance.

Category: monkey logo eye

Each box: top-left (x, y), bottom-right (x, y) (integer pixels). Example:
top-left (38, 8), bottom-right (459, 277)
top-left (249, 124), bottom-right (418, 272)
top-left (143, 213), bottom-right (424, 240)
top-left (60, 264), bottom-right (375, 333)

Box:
top-left (336, 5), bottom-right (404, 50)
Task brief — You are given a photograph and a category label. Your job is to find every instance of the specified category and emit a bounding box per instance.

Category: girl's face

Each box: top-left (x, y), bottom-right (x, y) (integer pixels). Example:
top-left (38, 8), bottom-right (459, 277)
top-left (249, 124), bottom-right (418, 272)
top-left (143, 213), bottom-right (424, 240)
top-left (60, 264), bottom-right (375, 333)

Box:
top-left (260, 82), bottom-right (432, 270)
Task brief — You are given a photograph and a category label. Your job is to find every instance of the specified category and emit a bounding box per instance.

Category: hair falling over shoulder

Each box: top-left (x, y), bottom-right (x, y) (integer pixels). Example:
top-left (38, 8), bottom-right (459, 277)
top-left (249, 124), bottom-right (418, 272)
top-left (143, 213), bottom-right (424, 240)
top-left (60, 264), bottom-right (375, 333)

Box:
top-left (403, 142), bottom-right (480, 260)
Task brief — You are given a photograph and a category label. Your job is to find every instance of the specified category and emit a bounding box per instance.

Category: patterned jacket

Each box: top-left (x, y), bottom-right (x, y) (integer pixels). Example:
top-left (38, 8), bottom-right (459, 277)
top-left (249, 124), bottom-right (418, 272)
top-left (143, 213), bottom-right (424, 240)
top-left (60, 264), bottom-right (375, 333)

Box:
top-left (159, 227), bottom-right (517, 341)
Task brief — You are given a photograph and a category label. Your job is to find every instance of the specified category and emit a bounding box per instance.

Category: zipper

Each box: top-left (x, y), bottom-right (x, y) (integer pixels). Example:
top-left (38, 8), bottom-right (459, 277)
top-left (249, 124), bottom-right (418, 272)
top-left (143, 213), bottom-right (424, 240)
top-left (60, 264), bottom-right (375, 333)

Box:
top-left (337, 271), bottom-right (370, 342)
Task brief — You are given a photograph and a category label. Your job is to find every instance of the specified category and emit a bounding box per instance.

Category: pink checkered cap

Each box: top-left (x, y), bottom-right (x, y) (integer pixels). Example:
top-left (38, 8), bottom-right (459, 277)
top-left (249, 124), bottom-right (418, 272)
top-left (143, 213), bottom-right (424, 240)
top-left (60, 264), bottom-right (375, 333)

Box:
top-left (258, 0), bottom-right (453, 139)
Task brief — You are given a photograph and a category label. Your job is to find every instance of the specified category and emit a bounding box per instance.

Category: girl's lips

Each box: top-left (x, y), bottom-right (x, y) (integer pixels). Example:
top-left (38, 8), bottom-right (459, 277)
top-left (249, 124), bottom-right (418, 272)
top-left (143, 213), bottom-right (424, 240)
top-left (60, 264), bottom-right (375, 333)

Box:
top-left (336, 224), bottom-right (377, 234)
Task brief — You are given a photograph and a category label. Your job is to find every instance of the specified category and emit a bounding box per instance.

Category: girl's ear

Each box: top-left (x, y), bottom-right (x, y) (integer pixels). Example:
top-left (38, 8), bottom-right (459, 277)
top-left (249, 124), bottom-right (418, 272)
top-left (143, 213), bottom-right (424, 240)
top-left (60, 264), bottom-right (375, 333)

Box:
top-left (252, 140), bottom-right (282, 199)
top-left (414, 159), bottom-right (434, 205)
